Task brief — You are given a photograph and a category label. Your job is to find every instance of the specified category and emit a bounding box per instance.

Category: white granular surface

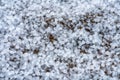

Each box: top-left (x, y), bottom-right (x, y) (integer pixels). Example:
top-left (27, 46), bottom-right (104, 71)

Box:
top-left (0, 0), bottom-right (120, 80)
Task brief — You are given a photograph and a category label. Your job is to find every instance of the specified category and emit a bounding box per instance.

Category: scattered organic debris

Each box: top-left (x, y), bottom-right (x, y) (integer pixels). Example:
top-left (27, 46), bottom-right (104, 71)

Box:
top-left (33, 48), bottom-right (39, 54)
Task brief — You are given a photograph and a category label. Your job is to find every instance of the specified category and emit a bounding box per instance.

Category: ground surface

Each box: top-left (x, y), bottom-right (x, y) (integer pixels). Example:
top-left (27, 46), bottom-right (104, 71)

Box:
top-left (0, 0), bottom-right (120, 80)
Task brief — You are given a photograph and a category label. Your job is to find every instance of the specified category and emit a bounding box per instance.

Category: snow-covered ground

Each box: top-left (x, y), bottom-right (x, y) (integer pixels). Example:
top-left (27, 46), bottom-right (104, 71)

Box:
top-left (0, 0), bottom-right (120, 80)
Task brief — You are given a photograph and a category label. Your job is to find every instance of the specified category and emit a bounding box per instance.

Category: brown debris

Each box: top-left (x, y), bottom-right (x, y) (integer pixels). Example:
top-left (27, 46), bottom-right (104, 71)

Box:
top-left (78, 26), bottom-right (83, 30)
top-left (33, 48), bottom-right (39, 54)
top-left (67, 63), bottom-right (77, 68)
top-left (80, 49), bottom-right (87, 54)
top-left (49, 34), bottom-right (56, 43)
top-left (45, 67), bottom-right (51, 72)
